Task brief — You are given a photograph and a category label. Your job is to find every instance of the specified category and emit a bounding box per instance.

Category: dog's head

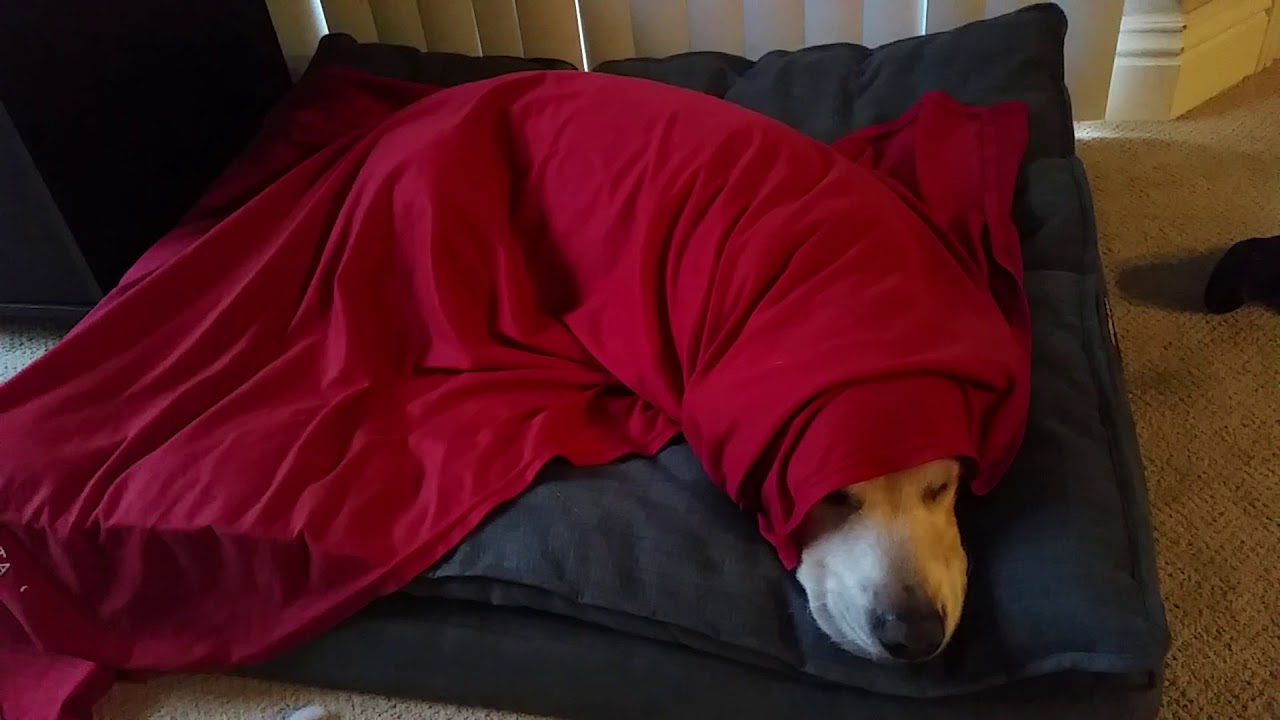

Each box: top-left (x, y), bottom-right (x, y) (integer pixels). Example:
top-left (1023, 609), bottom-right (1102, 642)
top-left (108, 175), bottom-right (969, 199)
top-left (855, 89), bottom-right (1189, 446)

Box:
top-left (795, 458), bottom-right (966, 662)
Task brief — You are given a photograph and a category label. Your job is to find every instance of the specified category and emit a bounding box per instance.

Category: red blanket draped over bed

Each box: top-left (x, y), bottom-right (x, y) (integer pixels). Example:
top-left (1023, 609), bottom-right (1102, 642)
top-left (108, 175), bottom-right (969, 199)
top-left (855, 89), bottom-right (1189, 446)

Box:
top-left (0, 68), bottom-right (1029, 719)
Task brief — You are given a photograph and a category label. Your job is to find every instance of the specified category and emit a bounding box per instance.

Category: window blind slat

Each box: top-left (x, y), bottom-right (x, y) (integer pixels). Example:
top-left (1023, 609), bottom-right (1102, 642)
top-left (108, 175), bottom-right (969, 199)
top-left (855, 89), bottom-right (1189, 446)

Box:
top-left (861, 0), bottom-right (924, 47)
top-left (417, 0), bottom-right (481, 54)
top-left (473, 0), bottom-right (524, 56)
top-left (318, 0), bottom-right (379, 42)
top-left (687, 0), bottom-right (744, 55)
top-left (515, 0), bottom-right (585, 68)
top-left (578, 0), bottom-right (637, 67)
top-left (1054, 0), bottom-right (1125, 120)
top-left (983, 0), bottom-right (1036, 20)
top-left (744, 0), bottom-right (805, 59)
top-left (924, 0), bottom-right (986, 33)
top-left (629, 0), bottom-right (690, 57)
top-left (804, 0), bottom-right (863, 45)
top-left (369, 0), bottom-right (427, 49)
top-left (266, 0), bottom-right (329, 72)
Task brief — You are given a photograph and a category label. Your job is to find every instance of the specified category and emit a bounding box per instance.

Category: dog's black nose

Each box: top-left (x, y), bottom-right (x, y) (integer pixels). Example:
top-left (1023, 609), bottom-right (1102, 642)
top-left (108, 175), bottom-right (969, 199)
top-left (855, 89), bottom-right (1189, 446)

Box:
top-left (872, 598), bottom-right (945, 661)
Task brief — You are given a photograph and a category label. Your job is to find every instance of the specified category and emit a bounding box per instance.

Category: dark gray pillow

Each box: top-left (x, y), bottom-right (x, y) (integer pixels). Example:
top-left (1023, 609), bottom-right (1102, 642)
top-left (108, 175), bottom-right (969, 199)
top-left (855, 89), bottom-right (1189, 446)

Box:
top-left (304, 32), bottom-right (576, 84)
top-left (270, 2), bottom-right (1169, 701)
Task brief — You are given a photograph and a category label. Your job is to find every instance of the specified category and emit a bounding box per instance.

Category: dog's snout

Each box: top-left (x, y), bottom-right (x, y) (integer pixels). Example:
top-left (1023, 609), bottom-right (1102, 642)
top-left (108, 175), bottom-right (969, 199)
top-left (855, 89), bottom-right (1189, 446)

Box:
top-left (871, 595), bottom-right (945, 662)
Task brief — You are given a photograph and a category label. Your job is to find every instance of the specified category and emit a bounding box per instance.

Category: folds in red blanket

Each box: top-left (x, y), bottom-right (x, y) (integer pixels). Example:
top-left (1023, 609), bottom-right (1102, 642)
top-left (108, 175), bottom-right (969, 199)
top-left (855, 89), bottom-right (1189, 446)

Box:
top-left (0, 68), bottom-right (1029, 719)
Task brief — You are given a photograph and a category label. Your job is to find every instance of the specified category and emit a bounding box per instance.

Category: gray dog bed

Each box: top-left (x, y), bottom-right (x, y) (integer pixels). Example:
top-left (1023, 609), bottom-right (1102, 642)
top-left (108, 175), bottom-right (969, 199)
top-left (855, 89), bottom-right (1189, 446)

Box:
top-left (240, 5), bottom-right (1169, 718)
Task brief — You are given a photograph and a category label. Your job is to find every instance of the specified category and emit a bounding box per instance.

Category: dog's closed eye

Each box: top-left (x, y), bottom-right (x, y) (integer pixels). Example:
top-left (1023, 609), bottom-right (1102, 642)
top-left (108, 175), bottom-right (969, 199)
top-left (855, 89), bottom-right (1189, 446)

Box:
top-left (821, 490), bottom-right (864, 513)
top-left (923, 480), bottom-right (954, 504)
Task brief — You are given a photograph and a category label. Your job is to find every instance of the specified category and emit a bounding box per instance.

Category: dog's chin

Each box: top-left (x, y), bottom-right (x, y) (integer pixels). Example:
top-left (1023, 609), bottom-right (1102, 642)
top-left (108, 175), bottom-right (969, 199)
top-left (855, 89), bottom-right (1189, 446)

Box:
top-left (795, 558), bottom-right (890, 662)
top-left (796, 540), bottom-right (962, 663)
top-left (804, 597), bottom-right (891, 662)
top-left (801, 580), bottom-right (955, 663)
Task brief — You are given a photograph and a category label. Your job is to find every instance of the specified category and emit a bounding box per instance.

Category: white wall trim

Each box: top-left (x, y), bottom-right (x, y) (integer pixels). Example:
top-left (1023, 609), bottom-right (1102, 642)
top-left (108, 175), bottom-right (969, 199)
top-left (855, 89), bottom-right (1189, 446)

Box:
top-left (1114, 12), bottom-right (1185, 57)
top-left (1106, 0), bottom-right (1271, 119)
top-left (1259, 0), bottom-right (1280, 70)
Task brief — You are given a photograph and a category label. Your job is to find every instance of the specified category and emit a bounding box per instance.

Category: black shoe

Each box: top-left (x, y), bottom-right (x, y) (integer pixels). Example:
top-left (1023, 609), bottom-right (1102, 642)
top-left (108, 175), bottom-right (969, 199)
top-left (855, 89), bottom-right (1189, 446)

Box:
top-left (1203, 235), bottom-right (1280, 314)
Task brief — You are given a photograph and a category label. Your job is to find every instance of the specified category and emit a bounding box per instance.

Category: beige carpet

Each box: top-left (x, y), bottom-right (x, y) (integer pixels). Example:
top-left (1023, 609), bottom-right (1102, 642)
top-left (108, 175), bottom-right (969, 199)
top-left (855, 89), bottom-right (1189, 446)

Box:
top-left (1074, 66), bottom-right (1280, 719)
top-left (3, 67), bottom-right (1277, 720)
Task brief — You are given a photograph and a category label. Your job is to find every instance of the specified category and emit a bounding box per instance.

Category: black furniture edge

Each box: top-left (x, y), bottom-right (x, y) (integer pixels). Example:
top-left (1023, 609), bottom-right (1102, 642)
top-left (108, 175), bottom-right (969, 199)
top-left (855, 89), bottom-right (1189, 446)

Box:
top-left (0, 0), bottom-right (291, 322)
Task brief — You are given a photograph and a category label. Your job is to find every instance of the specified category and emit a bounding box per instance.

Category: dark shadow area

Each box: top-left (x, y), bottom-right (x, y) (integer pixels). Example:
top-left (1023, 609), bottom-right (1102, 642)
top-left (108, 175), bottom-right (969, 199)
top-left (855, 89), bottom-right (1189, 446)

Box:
top-left (1076, 130), bottom-right (1278, 315)
top-left (1114, 249), bottom-right (1226, 313)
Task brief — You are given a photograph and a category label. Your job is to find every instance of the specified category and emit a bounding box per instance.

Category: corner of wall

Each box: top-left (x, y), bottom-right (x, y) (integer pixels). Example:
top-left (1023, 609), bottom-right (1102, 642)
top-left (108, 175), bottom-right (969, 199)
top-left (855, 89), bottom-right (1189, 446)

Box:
top-left (1258, 0), bottom-right (1280, 69)
top-left (1106, 0), bottom-right (1272, 119)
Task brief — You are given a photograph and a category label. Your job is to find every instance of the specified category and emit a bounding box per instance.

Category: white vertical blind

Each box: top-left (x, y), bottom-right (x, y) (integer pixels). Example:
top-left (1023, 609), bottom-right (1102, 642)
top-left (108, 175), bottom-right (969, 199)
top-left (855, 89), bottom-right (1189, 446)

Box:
top-left (925, 0), bottom-right (987, 33)
top-left (472, 0), bottom-right (524, 56)
top-left (983, 0), bottom-right (1037, 20)
top-left (1053, 0), bottom-right (1125, 120)
top-left (804, 0), bottom-right (863, 46)
top-left (630, 0), bottom-right (690, 57)
top-left (418, 0), bottom-right (482, 54)
top-left (265, 0), bottom-right (329, 71)
top-left (267, 0), bottom-right (1129, 119)
top-left (578, 0), bottom-right (638, 67)
top-left (515, 0), bottom-right (585, 67)
top-left (318, 0), bottom-right (378, 42)
top-left (369, 0), bottom-right (427, 49)
top-left (861, 0), bottom-right (925, 47)
top-left (744, 0), bottom-right (804, 60)
top-left (687, 0), bottom-right (744, 55)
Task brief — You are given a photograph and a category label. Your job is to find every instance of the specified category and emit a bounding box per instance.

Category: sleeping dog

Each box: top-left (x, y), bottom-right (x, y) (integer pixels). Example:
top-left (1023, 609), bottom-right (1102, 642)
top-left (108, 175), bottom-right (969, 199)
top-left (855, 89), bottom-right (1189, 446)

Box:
top-left (796, 458), bottom-right (965, 662)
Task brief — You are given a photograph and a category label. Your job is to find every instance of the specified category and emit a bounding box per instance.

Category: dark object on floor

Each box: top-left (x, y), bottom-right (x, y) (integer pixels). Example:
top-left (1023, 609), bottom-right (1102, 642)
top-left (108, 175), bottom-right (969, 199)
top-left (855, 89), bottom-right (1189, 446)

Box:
top-left (239, 5), bottom-right (1168, 720)
top-left (1204, 235), bottom-right (1280, 313)
top-left (0, 0), bottom-right (290, 320)
top-left (0, 102), bottom-right (100, 322)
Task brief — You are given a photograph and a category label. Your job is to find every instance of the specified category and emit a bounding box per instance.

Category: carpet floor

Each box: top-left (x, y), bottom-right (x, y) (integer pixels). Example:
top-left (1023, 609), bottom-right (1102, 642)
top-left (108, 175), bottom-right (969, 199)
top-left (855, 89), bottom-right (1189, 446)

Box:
top-left (2, 65), bottom-right (1276, 720)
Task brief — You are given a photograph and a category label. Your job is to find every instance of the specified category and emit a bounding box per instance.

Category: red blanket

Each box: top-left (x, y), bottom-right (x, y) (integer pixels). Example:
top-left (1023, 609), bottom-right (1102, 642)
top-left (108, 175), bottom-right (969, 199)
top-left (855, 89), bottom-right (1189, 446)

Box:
top-left (0, 68), bottom-right (1029, 719)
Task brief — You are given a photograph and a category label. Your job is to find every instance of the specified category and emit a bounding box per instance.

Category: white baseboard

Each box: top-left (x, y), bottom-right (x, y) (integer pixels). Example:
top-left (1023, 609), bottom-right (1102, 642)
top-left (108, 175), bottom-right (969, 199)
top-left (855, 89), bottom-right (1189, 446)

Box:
top-left (1105, 0), bottom-right (1271, 120)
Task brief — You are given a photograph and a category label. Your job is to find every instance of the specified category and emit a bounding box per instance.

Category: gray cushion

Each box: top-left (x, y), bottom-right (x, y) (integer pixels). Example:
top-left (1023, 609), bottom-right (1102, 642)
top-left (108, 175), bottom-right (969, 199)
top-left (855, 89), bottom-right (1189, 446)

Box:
top-left (244, 4), bottom-right (1169, 716)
